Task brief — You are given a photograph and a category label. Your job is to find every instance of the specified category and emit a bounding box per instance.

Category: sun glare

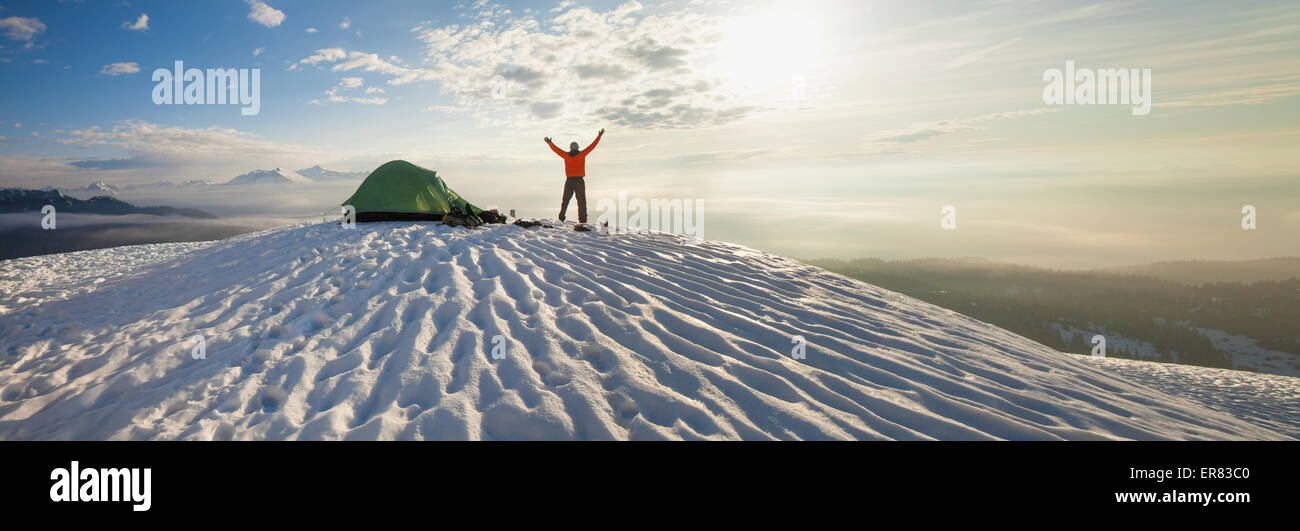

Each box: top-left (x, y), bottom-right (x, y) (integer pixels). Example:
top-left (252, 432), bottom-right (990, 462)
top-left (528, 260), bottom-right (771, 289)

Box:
top-left (717, 7), bottom-right (822, 97)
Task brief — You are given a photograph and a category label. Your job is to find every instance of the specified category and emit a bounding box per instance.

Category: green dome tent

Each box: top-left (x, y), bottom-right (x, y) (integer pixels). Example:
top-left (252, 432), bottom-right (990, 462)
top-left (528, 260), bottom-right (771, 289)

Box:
top-left (341, 160), bottom-right (482, 222)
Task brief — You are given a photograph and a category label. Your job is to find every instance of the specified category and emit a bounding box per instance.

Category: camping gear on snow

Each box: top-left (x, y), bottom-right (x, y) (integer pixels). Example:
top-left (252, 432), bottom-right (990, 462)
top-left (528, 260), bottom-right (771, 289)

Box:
top-left (476, 209), bottom-right (508, 224)
top-left (341, 160), bottom-right (484, 222)
top-left (440, 205), bottom-right (483, 228)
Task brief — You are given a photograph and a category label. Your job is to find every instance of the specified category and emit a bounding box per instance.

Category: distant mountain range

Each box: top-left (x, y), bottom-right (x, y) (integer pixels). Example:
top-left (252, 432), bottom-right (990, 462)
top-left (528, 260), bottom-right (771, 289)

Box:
top-left (1103, 258), bottom-right (1300, 285)
top-left (44, 181), bottom-right (123, 196)
top-left (0, 188), bottom-right (217, 218)
top-left (228, 165), bottom-right (366, 184)
top-left (44, 165), bottom-right (366, 197)
top-left (123, 179), bottom-right (219, 191)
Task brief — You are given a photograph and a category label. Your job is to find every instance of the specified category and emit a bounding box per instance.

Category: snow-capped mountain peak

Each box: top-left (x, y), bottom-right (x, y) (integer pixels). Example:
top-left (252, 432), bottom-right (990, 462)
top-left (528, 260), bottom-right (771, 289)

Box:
top-left (295, 164), bottom-right (366, 181)
top-left (51, 181), bottom-right (121, 198)
top-left (226, 167), bottom-right (314, 186)
top-left (84, 181), bottom-right (118, 193)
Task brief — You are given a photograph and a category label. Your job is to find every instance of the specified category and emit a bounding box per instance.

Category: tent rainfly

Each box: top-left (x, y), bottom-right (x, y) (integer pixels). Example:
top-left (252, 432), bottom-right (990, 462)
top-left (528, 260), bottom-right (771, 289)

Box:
top-left (341, 160), bottom-right (482, 222)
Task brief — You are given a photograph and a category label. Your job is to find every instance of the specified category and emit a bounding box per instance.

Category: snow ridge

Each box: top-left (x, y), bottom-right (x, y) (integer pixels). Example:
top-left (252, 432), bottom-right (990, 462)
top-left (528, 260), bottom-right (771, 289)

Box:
top-left (0, 223), bottom-right (1286, 440)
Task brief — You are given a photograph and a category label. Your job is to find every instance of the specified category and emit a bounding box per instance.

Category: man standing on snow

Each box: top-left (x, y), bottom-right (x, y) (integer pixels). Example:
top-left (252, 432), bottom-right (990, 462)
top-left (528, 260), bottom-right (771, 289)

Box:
top-left (545, 128), bottom-right (604, 224)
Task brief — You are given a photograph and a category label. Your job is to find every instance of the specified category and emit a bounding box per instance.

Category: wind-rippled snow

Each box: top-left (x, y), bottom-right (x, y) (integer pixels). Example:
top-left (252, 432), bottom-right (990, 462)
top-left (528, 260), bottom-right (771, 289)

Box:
top-left (0, 222), bottom-right (1289, 440)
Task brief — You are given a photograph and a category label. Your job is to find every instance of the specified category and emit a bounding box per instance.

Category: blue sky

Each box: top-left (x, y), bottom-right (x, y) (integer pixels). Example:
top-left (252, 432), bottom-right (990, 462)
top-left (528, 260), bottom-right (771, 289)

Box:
top-left (2, 0), bottom-right (505, 156)
top-left (1, 0), bottom-right (1297, 267)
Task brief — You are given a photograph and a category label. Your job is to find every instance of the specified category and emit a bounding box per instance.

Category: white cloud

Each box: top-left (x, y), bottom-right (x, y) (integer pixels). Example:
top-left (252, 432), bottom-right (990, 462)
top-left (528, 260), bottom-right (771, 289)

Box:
top-left (305, 27), bottom-right (318, 33)
top-left (340, 17), bottom-right (351, 29)
top-left (0, 121), bottom-right (338, 190)
top-left (293, 2), bottom-right (756, 128)
top-left (0, 16), bottom-right (45, 41)
top-left (0, 155), bottom-right (82, 184)
top-left (611, 1), bottom-right (643, 20)
top-left (308, 90), bottom-right (388, 106)
top-left (307, 79), bottom-right (388, 105)
top-left (53, 121), bottom-right (319, 169)
top-left (100, 62), bottom-right (141, 76)
top-left (335, 52), bottom-right (434, 83)
top-left (1034, 3), bottom-right (1119, 25)
top-left (1163, 81), bottom-right (1300, 108)
top-left (295, 47), bottom-right (346, 66)
top-left (293, 48), bottom-right (437, 84)
top-left (865, 109), bottom-right (1057, 151)
top-left (253, 47), bottom-right (265, 56)
top-left (121, 13), bottom-right (148, 32)
top-left (943, 37), bottom-right (1020, 70)
top-left (245, 0), bottom-right (285, 28)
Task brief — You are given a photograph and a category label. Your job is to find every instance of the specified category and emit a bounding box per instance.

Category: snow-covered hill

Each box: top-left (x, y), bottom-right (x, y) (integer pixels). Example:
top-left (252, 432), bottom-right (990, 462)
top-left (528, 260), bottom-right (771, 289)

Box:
top-left (0, 223), bottom-right (1291, 440)
top-left (1080, 355), bottom-right (1299, 438)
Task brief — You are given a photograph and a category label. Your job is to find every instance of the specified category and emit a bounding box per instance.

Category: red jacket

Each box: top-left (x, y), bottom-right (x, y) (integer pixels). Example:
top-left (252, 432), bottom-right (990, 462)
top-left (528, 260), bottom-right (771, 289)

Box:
top-left (548, 133), bottom-right (602, 177)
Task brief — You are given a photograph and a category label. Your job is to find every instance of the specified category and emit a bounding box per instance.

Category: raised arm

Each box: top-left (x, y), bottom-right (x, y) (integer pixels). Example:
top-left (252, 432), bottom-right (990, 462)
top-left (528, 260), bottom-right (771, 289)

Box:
top-left (545, 138), bottom-right (567, 158)
top-left (580, 129), bottom-right (605, 156)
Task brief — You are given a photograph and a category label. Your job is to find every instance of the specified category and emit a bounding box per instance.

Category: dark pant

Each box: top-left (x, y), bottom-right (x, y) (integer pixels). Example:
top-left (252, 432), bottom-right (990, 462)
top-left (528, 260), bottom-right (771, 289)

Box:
top-left (559, 176), bottom-right (586, 223)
